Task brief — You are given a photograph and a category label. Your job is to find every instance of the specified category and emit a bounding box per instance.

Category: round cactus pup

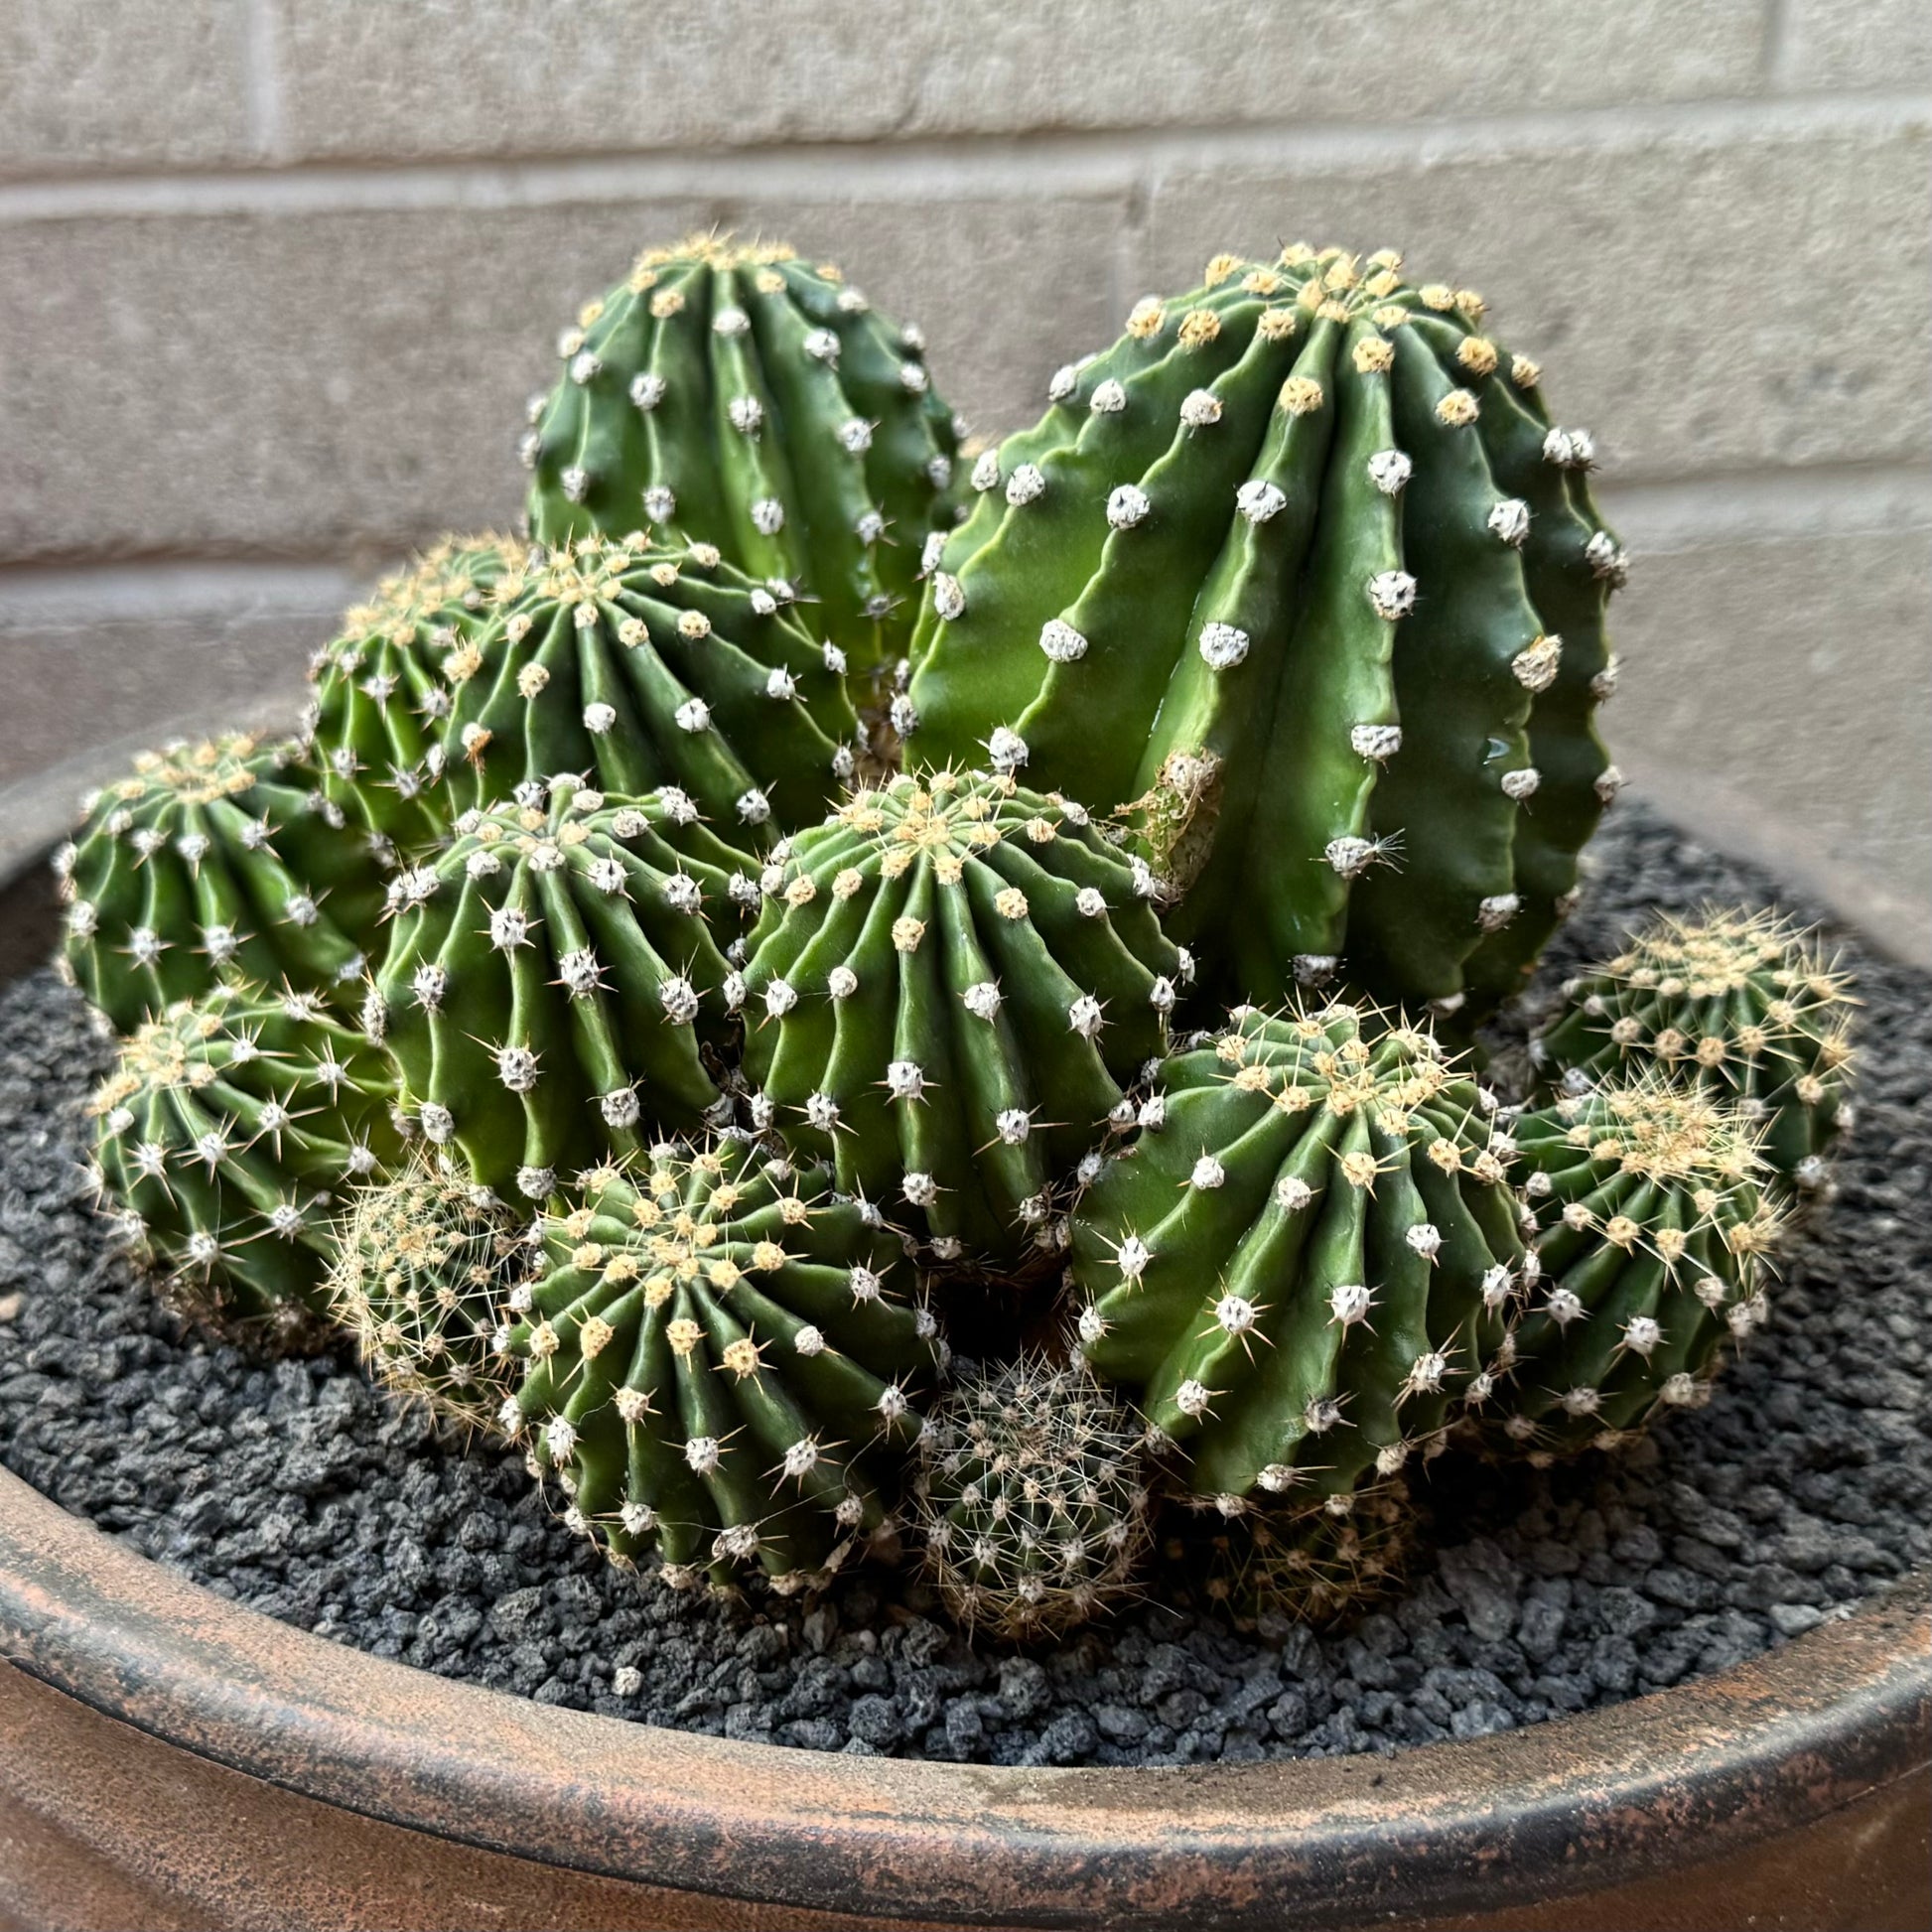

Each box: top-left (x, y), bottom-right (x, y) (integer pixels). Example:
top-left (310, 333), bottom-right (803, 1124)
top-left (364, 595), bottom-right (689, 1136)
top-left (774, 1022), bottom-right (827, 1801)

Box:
top-left (88, 981), bottom-right (400, 1325)
top-left (58, 735), bottom-right (384, 1034)
top-left (914, 1355), bottom-right (1152, 1641)
top-left (1182, 1486), bottom-right (1415, 1630)
top-left (1069, 1001), bottom-right (1524, 1506)
top-left (500, 1140), bottom-right (943, 1591)
top-left (522, 234), bottom-right (963, 680)
top-left (738, 768), bottom-right (1187, 1266)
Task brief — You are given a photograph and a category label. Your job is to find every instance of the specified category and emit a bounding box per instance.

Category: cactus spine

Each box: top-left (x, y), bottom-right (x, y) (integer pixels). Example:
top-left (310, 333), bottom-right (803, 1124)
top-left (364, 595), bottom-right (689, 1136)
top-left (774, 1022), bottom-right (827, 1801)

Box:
top-left (1535, 907), bottom-right (1856, 1191)
top-left (905, 245), bottom-right (1625, 1023)
top-left (914, 1355), bottom-right (1151, 1640)
top-left (88, 982), bottom-right (400, 1322)
top-left (739, 769), bottom-right (1185, 1265)
top-left (522, 236), bottom-right (963, 680)
top-left (1069, 1002), bottom-right (1524, 1506)
top-left (58, 736), bottom-right (383, 1033)
top-left (305, 534), bottom-right (528, 858)
top-left (502, 1141), bottom-right (941, 1590)
top-left (374, 779), bottom-right (758, 1205)
top-left (329, 1155), bottom-right (534, 1427)
top-left (440, 535), bottom-right (860, 840)
top-left (1500, 1077), bottom-right (1780, 1457)
top-left (1185, 1487), bottom-right (1413, 1630)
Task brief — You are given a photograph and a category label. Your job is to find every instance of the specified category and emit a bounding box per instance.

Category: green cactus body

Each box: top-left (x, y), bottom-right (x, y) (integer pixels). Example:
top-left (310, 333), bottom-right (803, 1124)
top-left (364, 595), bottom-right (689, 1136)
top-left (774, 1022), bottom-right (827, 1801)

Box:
top-left (330, 1156), bottom-right (534, 1427)
top-left (1183, 1487), bottom-right (1413, 1630)
top-left (440, 535), bottom-right (860, 842)
top-left (88, 982), bottom-right (400, 1322)
top-left (57, 736), bottom-right (384, 1033)
top-left (1534, 907), bottom-right (1857, 1190)
top-left (738, 769), bottom-right (1185, 1266)
top-left (374, 779), bottom-right (759, 1205)
top-left (914, 1355), bottom-right (1151, 1640)
top-left (502, 1141), bottom-right (940, 1590)
top-left (1069, 1002), bottom-right (1523, 1507)
top-left (305, 534), bottom-right (528, 859)
top-left (1501, 1078), bottom-right (1780, 1457)
top-left (904, 246), bottom-right (1626, 1022)
top-left (521, 235), bottom-right (962, 681)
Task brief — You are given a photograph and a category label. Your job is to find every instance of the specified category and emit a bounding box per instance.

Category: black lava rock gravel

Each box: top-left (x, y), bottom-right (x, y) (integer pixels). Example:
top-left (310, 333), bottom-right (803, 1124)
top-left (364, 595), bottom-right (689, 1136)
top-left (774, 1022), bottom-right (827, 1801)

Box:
top-left (1, 801), bottom-right (1926, 1767)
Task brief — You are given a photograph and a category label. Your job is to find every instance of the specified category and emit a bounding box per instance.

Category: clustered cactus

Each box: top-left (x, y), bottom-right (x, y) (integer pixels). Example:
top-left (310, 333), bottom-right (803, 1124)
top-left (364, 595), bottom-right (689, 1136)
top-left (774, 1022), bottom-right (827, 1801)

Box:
top-left (59, 229), bottom-right (1860, 1649)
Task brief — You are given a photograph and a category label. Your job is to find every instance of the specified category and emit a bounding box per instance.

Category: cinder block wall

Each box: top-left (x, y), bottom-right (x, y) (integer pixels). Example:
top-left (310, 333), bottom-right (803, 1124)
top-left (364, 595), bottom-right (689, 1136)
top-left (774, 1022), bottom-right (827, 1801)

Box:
top-left (2, 1), bottom-right (1927, 954)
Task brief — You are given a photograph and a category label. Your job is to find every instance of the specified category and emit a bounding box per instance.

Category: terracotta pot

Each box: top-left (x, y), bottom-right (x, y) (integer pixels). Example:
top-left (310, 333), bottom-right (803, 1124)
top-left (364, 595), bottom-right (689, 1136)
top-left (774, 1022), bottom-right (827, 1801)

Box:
top-left (0, 826), bottom-right (1926, 1932)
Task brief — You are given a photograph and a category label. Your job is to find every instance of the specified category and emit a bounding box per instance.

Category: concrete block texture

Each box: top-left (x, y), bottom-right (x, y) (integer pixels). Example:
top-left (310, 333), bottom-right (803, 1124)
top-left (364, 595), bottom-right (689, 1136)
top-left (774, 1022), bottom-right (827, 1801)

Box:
top-left (1142, 117), bottom-right (1932, 484)
top-left (268, 0), bottom-right (1769, 165)
top-left (0, 0), bottom-right (257, 180)
top-left (1779, 0), bottom-right (1932, 91)
top-left (0, 193), bottom-right (1123, 563)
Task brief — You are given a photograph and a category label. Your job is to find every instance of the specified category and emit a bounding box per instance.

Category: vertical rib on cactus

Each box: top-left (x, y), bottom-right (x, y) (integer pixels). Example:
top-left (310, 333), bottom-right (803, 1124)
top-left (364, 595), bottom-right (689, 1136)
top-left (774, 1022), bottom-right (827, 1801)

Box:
top-left (330, 1155), bottom-right (533, 1428)
top-left (738, 769), bottom-right (1185, 1266)
top-left (1069, 1001), bottom-right (1523, 1507)
top-left (1533, 906), bottom-right (1857, 1191)
top-left (914, 1355), bottom-right (1151, 1640)
top-left (88, 982), bottom-right (400, 1324)
top-left (522, 235), bottom-right (962, 680)
top-left (57, 735), bottom-right (384, 1034)
top-left (904, 246), bottom-right (1623, 1024)
top-left (305, 534), bottom-right (528, 858)
top-left (1498, 1077), bottom-right (1780, 1458)
top-left (440, 535), bottom-right (859, 841)
top-left (373, 779), bottom-right (758, 1205)
top-left (500, 1141), bottom-right (941, 1591)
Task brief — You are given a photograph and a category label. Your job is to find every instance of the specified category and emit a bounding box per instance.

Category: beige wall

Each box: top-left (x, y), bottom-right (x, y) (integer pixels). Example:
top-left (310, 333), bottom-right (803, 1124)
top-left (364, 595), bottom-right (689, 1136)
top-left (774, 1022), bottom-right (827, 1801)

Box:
top-left (1, 0), bottom-right (1927, 954)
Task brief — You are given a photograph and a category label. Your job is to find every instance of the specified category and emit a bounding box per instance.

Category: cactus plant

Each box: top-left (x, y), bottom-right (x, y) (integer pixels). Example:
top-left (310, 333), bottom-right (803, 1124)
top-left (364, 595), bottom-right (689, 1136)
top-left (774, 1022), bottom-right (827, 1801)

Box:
top-left (440, 534), bottom-right (861, 840)
top-left (1533, 907), bottom-right (1856, 1191)
top-left (373, 778), bottom-right (758, 1205)
top-left (499, 1140), bottom-right (942, 1590)
top-left (57, 735), bottom-right (384, 1034)
top-left (738, 768), bottom-right (1186, 1266)
top-left (88, 981), bottom-right (400, 1323)
top-left (1068, 1001), bottom-right (1524, 1507)
top-left (1498, 1076), bottom-right (1780, 1457)
top-left (330, 1154), bottom-right (534, 1427)
top-left (521, 235), bottom-right (963, 680)
top-left (904, 244), bottom-right (1626, 1023)
top-left (914, 1354), bottom-right (1151, 1640)
top-left (305, 533), bottom-right (529, 859)
top-left (1183, 1486), bottom-right (1414, 1630)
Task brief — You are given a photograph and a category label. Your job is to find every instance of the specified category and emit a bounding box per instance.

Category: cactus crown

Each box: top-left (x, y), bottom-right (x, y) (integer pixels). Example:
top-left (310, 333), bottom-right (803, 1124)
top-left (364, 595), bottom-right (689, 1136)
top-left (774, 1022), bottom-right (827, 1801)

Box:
top-left (915, 1355), bottom-right (1151, 1640)
top-left (439, 533), bottom-right (860, 840)
top-left (739, 767), bottom-right (1185, 1264)
top-left (1072, 999), bottom-right (1523, 1504)
top-left (329, 1156), bottom-right (533, 1428)
top-left (1505, 1075), bottom-right (1779, 1456)
top-left (503, 1139), bottom-right (941, 1591)
top-left (522, 233), bottom-right (962, 679)
top-left (306, 533), bottom-right (529, 856)
top-left (374, 778), bottom-right (759, 1202)
top-left (88, 981), bottom-right (399, 1322)
top-left (58, 734), bottom-right (381, 1032)
top-left (906, 242), bottom-right (1624, 1024)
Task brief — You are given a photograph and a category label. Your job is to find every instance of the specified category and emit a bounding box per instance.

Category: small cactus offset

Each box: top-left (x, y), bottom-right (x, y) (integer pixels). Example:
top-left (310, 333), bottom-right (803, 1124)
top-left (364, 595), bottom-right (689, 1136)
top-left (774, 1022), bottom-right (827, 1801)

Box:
top-left (305, 534), bottom-right (529, 858)
top-left (738, 769), bottom-right (1186, 1266)
top-left (1185, 1487), bottom-right (1414, 1630)
top-left (88, 982), bottom-right (401, 1323)
top-left (1069, 1002), bottom-right (1524, 1507)
top-left (329, 1155), bottom-right (534, 1427)
top-left (440, 535), bottom-right (861, 839)
top-left (374, 778), bottom-right (758, 1205)
top-left (914, 1355), bottom-right (1151, 1640)
top-left (522, 235), bottom-right (963, 680)
top-left (1534, 907), bottom-right (1857, 1191)
top-left (1497, 1077), bottom-right (1781, 1458)
top-left (58, 735), bottom-right (385, 1033)
top-left (500, 1141), bottom-right (942, 1590)
top-left (905, 244), bottom-right (1626, 1024)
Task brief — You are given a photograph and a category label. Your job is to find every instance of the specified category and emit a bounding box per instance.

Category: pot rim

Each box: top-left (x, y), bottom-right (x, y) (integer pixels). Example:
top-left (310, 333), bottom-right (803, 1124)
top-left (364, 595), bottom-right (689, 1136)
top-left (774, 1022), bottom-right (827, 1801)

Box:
top-left (1, 827), bottom-right (1927, 1931)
